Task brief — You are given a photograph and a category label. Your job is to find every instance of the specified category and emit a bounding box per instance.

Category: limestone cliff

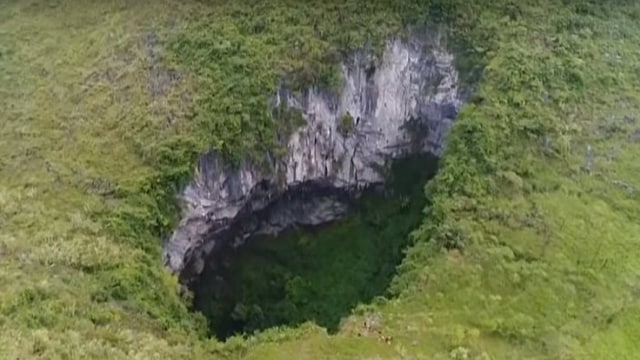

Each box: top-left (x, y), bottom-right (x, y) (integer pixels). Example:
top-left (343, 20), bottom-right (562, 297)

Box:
top-left (163, 36), bottom-right (465, 284)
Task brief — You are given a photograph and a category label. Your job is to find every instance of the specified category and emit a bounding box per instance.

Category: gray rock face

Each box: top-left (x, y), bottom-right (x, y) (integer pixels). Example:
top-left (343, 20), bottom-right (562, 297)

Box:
top-left (163, 37), bottom-right (465, 284)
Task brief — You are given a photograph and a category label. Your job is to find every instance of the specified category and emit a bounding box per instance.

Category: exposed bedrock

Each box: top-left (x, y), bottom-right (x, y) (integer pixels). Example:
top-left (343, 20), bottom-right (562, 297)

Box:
top-left (163, 36), bottom-right (466, 285)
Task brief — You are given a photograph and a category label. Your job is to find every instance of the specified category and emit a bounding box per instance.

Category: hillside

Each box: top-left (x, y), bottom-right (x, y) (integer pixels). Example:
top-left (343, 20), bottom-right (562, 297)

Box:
top-left (1, 0), bottom-right (639, 359)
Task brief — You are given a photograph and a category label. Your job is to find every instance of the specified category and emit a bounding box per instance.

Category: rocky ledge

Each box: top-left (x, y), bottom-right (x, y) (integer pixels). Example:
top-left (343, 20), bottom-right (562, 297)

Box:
top-left (163, 36), bottom-right (466, 285)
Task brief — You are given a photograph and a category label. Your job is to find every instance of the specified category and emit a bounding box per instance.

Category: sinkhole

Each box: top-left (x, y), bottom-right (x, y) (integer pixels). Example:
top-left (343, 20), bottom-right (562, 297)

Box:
top-left (163, 36), bottom-right (466, 340)
top-left (189, 154), bottom-right (439, 339)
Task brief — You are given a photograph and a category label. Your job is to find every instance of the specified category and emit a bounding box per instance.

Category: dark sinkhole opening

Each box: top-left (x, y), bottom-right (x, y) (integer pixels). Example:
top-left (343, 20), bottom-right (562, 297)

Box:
top-left (190, 154), bottom-right (439, 340)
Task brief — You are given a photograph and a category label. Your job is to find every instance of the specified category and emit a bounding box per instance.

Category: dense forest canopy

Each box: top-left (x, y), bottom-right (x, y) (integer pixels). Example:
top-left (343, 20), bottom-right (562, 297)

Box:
top-left (0, 0), bottom-right (639, 359)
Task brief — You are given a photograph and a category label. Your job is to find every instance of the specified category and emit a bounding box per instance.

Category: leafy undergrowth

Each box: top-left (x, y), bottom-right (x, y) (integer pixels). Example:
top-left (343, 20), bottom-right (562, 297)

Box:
top-left (0, 0), bottom-right (639, 359)
top-left (193, 155), bottom-right (439, 339)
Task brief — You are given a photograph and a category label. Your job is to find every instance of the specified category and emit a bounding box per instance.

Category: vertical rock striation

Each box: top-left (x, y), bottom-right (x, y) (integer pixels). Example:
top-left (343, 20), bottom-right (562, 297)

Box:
top-left (164, 36), bottom-right (465, 285)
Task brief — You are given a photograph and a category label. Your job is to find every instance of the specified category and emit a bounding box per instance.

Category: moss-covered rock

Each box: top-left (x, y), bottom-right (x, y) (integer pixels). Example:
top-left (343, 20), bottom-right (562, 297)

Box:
top-left (338, 112), bottom-right (355, 136)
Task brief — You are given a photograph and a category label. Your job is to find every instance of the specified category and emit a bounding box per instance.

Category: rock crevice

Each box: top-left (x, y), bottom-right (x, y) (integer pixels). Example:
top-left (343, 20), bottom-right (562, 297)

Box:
top-left (163, 36), bottom-right (465, 285)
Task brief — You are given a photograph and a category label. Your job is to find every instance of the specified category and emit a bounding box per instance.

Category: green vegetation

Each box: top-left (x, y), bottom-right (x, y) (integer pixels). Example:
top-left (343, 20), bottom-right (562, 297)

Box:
top-left (1, 0), bottom-right (639, 359)
top-left (166, 1), bottom-right (417, 164)
top-left (338, 112), bottom-right (356, 137)
top-left (272, 101), bottom-right (306, 160)
top-left (194, 155), bottom-right (438, 339)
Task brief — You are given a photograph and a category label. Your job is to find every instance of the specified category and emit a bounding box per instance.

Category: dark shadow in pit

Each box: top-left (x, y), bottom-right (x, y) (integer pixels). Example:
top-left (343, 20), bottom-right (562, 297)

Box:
top-left (190, 154), bottom-right (439, 340)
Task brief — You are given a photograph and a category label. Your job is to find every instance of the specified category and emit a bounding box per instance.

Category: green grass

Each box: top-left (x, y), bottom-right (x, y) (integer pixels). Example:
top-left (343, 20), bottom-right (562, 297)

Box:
top-left (0, 1), bottom-right (207, 358)
top-left (1, 0), bottom-right (639, 359)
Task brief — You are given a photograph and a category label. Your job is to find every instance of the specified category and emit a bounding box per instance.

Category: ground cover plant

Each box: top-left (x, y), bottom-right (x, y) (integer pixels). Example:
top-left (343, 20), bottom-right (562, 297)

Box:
top-left (0, 0), bottom-right (639, 359)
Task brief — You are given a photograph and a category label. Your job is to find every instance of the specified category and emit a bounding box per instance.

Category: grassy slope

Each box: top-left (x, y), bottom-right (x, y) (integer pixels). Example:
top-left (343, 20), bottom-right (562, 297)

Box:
top-left (1, 0), bottom-right (639, 359)
top-left (0, 1), bottom-right (208, 358)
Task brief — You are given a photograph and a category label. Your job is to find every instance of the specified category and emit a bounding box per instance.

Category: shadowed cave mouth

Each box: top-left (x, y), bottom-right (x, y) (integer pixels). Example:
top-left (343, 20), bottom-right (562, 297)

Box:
top-left (189, 154), bottom-right (440, 339)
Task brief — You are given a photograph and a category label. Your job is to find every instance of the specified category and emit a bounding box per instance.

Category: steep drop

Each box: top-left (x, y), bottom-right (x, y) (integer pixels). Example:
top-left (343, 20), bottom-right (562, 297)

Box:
top-left (194, 154), bottom-right (439, 338)
top-left (163, 36), bottom-right (464, 286)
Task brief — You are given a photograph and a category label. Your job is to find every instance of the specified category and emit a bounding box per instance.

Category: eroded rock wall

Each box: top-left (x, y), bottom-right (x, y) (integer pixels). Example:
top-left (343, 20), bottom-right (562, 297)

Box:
top-left (163, 36), bottom-right (464, 284)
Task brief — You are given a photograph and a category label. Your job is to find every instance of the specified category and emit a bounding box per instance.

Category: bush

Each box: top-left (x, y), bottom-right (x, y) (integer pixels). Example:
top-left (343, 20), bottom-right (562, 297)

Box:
top-left (338, 112), bottom-right (355, 136)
